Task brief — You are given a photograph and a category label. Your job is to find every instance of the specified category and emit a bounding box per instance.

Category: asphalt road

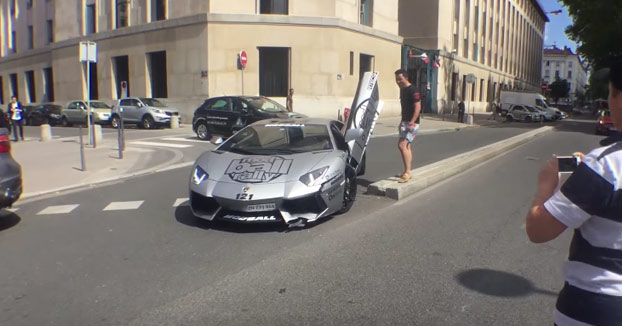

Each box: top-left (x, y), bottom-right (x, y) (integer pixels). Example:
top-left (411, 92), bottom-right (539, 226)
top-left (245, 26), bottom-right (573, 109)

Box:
top-left (0, 119), bottom-right (602, 325)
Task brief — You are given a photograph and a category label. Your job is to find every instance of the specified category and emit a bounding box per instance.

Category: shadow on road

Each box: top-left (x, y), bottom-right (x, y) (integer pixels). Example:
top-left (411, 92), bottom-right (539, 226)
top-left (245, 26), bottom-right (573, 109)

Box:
top-left (174, 204), bottom-right (333, 233)
top-left (0, 211), bottom-right (21, 232)
top-left (455, 268), bottom-right (557, 298)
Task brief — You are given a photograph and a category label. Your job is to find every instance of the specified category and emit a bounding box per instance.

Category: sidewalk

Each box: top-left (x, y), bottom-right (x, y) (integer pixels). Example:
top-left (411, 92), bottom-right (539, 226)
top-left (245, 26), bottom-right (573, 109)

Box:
top-left (10, 114), bottom-right (500, 204)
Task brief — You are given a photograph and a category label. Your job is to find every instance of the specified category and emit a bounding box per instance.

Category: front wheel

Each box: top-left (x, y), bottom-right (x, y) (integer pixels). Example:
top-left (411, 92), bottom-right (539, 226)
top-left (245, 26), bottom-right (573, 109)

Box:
top-left (141, 115), bottom-right (154, 129)
top-left (506, 115), bottom-right (514, 122)
top-left (110, 115), bottom-right (121, 129)
top-left (61, 117), bottom-right (72, 127)
top-left (525, 116), bottom-right (532, 122)
top-left (195, 122), bottom-right (212, 141)
top-left (337, 167), bottom-right (357, 214)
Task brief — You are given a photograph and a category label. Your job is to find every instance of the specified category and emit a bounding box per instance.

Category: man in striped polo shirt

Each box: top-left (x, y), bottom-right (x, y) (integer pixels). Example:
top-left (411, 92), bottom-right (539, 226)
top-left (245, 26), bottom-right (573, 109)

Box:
top-left (526, 58), bottom-right (622, 325)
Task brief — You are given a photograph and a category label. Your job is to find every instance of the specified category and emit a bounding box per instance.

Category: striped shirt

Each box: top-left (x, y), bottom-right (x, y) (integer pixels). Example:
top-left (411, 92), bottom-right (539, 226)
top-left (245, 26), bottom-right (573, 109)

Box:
top-left (544, 134), bottom-right (622, 326)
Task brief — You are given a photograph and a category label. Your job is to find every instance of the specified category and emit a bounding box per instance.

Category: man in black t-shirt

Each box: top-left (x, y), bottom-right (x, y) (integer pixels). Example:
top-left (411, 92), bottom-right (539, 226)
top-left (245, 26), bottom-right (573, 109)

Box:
top-left (394, 69), bottom-right (421, 183)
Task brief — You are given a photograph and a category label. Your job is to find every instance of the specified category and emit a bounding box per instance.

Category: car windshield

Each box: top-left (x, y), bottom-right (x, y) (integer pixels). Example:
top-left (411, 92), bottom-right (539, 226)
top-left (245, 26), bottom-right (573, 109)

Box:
top-left (139, 98), bottom-right (167, 107)
top-left (219, 123), bottom-right (333, 155)
top-left (45, 105), bottom-right (63, 114)
top-left (525, 107), bottom-right (539, 112)
top-left (247, 98), bottom-right (287, 113)
top-left (90, 102), bottom-right (110, 109)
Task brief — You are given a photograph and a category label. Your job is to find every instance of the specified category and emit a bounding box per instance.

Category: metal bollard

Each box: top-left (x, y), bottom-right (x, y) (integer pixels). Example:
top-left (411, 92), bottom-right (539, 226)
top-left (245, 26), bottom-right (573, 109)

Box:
top-left (40, 124), bottom-right (52, 141)
top-left (94, 124), bottom-right (103, 145)
top-left (170, 115), bottom-right (179, 129)
top-left (117, 118), bottom-right (124, 159)
top-left (79, 125), bottom-right (86, 171)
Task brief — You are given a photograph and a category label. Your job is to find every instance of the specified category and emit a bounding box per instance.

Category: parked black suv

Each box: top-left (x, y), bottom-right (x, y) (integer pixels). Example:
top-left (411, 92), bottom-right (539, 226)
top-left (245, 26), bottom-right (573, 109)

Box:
top-left (192, 96), bottom-right (305, 140)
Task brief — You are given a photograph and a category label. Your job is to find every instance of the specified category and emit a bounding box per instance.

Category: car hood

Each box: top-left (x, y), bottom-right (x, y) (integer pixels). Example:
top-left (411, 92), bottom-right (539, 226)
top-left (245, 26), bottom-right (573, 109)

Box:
top-left (195, 150), bottom-right (332, 184)
top-left (268, 111), bottom-right (306, 119)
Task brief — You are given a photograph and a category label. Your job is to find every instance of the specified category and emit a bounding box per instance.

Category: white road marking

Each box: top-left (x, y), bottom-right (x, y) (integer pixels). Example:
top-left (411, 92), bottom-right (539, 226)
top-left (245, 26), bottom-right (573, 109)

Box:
top-left (6, 207), bottom-right (19, 212)
top-left (173, 198), bottom-right (189, 207)
top-left (37, 204), bottom-right (80, 215)
top-left (103, 201), bottom-right (144, 211)
top-left (161, 137), bottom-right (208, 143)
top-left (130, 141), bottom-right (192, 149)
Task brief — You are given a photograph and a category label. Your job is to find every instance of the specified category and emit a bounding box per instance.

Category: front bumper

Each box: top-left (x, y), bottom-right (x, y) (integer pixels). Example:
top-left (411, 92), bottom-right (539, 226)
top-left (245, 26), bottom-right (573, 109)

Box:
top-left (153, 113), bottom-right (181, 126)
top-left (190, 190), bottom-right (329, 225)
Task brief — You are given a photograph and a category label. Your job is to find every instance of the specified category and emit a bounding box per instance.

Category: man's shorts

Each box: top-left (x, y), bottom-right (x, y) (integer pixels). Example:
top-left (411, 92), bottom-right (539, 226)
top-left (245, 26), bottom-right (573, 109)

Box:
top-left (398, 121), bottom-right (419, 143)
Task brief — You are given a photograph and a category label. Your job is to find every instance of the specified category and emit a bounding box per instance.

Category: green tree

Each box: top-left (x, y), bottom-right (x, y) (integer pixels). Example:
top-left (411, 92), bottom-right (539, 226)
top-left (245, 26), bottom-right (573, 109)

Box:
top-left (549, 77), bottom-right (570, 104)
top-left (561, 0), bottom-right (622, 68)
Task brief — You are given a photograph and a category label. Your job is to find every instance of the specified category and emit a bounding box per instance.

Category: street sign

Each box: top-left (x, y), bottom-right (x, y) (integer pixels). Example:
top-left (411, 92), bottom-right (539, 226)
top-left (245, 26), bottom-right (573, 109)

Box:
top-left (79, 41), bottom-right (97, 63)
top-left (541, 83), bottom-right (548, 91)
top-left (121, 81), bottom-right (128, 98)
top-left (239, 51), bottom-right (248, 69)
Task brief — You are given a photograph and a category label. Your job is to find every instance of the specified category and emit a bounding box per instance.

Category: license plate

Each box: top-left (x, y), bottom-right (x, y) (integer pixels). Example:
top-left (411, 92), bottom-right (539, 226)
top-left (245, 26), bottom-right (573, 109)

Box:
top-left (247, 203), bottom-right (276, 212)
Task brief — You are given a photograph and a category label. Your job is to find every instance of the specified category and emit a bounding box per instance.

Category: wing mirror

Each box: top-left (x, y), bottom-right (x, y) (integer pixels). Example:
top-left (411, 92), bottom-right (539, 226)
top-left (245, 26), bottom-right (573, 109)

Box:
top-left (211, 137), bottom-right (224, 145)
top-left (344, 128), bottom-right (363, 143)
top-left (137, 102), bottom-right (143, 108)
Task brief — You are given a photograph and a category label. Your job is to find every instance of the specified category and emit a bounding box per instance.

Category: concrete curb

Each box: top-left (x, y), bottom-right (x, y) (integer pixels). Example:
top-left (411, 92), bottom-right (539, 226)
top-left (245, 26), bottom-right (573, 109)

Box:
top-left (367, 126), bottom-right (554, 200)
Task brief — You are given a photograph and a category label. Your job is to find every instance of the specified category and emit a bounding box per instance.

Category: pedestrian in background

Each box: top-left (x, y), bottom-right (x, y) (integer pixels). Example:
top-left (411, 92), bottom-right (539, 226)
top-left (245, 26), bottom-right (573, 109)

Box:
top-left (488, 102), bottom-right (499, 120)
top-left (525, 57), bottom-right (622, 325)
top-left (286, 88), bottom-right (294, 112)
top-left (394, 69), bottom-right (421, 183)
top-left (457, 100), bottom-right (465, 123)
top-left (8, 96), bottom-right (24, 142)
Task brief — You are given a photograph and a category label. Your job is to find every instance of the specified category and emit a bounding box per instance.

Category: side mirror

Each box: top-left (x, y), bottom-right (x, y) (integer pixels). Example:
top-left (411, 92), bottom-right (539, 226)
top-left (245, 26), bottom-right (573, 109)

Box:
top-left (137, 102), bottom-right (143, 108)
top-left (241, 107), bottom-right (250, 115)
top-left (344, 128), bottom-right (363, 143)
top-left (211, 137), bottom-right (224, 145)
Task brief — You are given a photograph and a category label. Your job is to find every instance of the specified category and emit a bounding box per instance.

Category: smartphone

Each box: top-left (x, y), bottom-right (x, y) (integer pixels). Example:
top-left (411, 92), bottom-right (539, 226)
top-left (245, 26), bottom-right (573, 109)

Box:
top-left (558, 156), bottom-right (579, 173)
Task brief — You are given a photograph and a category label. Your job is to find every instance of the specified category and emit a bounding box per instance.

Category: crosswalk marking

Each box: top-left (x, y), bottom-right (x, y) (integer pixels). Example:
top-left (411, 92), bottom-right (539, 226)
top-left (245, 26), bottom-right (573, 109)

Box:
top-left (173, 198), bottom-right (189, 207)
top-left (103, 201), bottom-right (144, 211)
top-left (6, 207), bottom-right (19, 213)
top-left (130, 141), bottom-right (192, 149)
top-left (37, 204), bottom-right (80, 215)
top-left (161, 137), bottom-right (208, 143)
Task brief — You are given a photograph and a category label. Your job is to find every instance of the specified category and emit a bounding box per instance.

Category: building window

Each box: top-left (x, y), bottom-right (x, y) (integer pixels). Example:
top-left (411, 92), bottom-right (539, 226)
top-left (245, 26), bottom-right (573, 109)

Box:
top-left (25, 71), bottom-right (36, 103)
top-left (360, 0), bottom-right (373, 26)
top-left (116, 0), bottom-right (129, 28)
top-left (555, 70), bottom-right (560, 78)
top-left (27, 0), bottom-right (33, 9)
top-left (568, 71), bottom-right (572, 79)
top-left (11, 31), bottom-right (16, 53)
top-left (47, 20), bottom-right (54, 44)
top-left (86, 4), bottom-right (96, 34)
top-left (27, 26), bottom-right (33, 49)
top-left (479, 79), bottom-right (484, 102)
top-left (112, 55), bottom-right (130, 98)
top-left (9, 74), bottom-right (18, 99)
top-left (359, 53), bottom-right (374, 81)
top-left (259, 47), bottom-right (290, 97)
top-left (43, 67), bottom-right (54, 102)
top-left (146, 51), bottom-right (168, 98)
top-left (260, 0), bottom-right (288, 15)
top-left (546, 60), bottom-right (549, 66)
top-left (568, 61), bottom-right (572, 67)
top-left (10, 0), bottom-right (16, 16)
top-left (349, 51), bottom-right (354, 76)
top-left (151, 0), bottom-right (166, 21)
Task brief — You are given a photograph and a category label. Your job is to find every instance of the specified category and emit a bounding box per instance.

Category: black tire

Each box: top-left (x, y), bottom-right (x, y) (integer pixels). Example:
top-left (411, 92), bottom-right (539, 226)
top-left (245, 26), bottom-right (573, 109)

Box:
top-left (506, 115), bottom-right (514, 122)
top-left (110, 115), bottom-right (121, 129)
top-left (525, 116), bottom-right (532, 122)
top-left (141, 115), bottom-right (154, 129)
top-left (61, 117), bottom-right (72, 127)
top-left (337, 167), bottom-right (357, 214)
top-left (195, 122), bottom-right (212, 141)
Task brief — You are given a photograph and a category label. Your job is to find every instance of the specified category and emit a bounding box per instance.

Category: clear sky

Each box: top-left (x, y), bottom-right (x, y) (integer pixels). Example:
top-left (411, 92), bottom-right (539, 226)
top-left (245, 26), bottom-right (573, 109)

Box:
top-left (538, 0), bottom-right (577, 51)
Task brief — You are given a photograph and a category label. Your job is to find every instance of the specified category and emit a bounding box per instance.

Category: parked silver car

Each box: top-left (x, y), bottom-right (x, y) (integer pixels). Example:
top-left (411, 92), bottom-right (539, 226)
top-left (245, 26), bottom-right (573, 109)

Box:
top-left (110, 97), bottom-right (180, 129)
top-left (61, 100), bottom-right (112, 126)
top-left (528, 105), bottom-right (554, 121)
top-left (0, 128), bottom-right (22, 209)
top-left (506, 104), bottom-right (541, 122)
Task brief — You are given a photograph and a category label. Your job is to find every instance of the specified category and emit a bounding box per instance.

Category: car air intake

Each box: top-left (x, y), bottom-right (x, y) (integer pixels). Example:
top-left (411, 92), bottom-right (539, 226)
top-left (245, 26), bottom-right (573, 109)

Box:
top-left (282, 194), bottom-right (327, 215)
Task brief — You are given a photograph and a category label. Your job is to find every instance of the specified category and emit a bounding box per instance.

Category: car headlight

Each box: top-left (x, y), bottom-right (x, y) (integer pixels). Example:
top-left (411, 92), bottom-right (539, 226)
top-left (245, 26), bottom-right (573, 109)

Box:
top-left (192, 166), bottom-right (208, 185)
top-left (299, 166), bottom-right (329, 186)
top-left (153, 109), bottom-right (163, 114)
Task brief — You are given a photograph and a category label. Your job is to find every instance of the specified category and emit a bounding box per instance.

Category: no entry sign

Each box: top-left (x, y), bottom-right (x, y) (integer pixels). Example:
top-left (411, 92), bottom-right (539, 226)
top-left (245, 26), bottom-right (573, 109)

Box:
top-left (239, 51), bottom-right (248, 69)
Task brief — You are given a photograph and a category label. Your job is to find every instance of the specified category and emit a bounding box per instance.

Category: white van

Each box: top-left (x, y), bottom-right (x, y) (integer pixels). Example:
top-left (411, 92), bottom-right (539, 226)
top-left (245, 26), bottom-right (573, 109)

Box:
top-left (500, 90), bottom-right (564, 120)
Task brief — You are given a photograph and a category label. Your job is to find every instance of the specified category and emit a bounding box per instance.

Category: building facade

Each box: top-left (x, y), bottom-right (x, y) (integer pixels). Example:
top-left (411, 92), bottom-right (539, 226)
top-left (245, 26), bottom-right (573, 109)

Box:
top-left (542, 46), bottom-right (587, 104)
top-left (399, 0), bottom-right (547, 114)
top-left (0, 0), bottom-right (403, 119)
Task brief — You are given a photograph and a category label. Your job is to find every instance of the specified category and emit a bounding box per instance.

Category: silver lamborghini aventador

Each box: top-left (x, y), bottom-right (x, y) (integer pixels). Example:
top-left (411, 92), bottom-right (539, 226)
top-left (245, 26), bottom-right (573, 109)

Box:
top-left (189, 72), bottom-right (383, 226)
